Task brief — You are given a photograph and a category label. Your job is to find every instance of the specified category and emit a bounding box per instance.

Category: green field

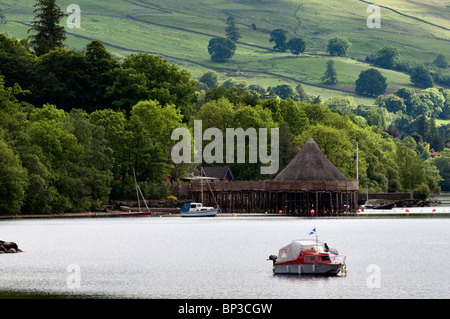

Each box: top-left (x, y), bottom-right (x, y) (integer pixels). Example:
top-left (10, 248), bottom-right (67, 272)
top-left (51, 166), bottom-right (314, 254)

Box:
top-left (1, 0), bottom-right (449, 104)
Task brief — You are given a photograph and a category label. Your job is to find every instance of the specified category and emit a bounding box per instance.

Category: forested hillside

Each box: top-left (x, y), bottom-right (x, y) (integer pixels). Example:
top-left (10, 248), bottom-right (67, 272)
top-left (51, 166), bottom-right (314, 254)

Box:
top-left (0, 0), bottom-right (449, 214)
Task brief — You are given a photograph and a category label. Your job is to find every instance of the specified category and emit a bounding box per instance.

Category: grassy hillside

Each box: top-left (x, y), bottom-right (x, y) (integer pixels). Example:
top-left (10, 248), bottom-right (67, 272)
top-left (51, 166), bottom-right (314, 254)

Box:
top-left (1, 0), bottom-right (449, 104)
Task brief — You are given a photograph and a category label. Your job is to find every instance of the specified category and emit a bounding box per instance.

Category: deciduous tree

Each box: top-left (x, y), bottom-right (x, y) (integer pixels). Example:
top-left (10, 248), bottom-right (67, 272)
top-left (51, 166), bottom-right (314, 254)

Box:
top-left (410, 66), bottom-right (433, 89)
top-left (373, 46), bottom-right (400, 69)
top-left (269, 29), bottom-right (288, 52)
top-left (326, 36), bottom-right (351, 56)
top-left (355, 68), bottom-right (387, 96)
top-left (208, 37), bottom-right (236, 63)
top-left (287, 37), bottom-right (305, 57)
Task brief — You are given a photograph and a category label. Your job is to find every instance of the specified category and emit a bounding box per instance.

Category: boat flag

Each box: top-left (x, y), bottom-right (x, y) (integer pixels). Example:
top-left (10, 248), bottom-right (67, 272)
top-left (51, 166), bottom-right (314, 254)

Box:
top-left (309, 227), bottom-right (316, 235)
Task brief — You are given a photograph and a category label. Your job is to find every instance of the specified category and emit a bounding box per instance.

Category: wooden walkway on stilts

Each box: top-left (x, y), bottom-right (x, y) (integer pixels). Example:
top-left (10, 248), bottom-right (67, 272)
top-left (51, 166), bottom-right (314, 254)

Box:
top-left (189, 180), bottom-right (359, 216)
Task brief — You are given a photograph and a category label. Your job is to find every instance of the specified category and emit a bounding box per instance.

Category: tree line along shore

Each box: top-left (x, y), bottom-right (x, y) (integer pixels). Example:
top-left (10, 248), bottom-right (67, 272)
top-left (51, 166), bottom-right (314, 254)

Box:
top-left (0, 1), bottom-right (449, 216)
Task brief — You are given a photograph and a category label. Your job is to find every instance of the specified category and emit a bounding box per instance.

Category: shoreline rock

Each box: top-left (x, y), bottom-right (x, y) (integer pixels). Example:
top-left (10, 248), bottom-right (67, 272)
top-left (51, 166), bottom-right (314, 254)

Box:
top-left (0, 240), bottom-right (22, 254)
top-left (394, 199), bottom-right (435, 207)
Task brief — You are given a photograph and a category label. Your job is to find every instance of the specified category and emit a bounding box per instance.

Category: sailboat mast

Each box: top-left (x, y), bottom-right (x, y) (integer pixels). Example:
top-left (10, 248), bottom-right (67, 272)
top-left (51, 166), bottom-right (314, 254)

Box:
top-left (133, 168), bottom-right (141, 212)
top-left (366, 170), bottom-right (369, 203)
top-left (356, 142), bottom-right (358, 181)
top-left (200, 167), bottom-right (204, 203)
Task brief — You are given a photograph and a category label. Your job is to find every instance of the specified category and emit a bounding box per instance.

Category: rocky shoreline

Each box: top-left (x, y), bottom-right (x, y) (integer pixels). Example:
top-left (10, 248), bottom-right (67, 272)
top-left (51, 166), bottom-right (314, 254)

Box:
top-left (0, 240), bottom-right (22, 254)
top-left (394, 198), bottom-right (439, 207)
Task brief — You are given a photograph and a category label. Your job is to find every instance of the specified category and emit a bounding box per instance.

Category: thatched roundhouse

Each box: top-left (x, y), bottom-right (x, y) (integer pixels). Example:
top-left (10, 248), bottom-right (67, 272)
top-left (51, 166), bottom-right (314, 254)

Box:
top-left (189, 138), bottom-right (359, 215)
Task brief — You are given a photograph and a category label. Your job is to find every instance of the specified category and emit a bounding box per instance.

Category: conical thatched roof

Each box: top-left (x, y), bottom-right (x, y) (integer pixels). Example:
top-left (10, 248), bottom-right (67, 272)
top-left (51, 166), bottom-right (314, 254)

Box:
top-left (274, 137), bottom-right (348, 182)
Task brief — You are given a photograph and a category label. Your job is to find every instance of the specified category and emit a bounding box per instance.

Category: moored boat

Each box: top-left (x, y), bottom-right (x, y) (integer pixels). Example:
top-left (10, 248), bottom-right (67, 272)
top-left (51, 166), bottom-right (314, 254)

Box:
top-left (373, 202), bottom-right (395, 210)
top-left (268, 239), bottom-right (346, 276)
top-left (180, 202), bottom-right (218, 217)
top-left (120, 168), bottom-right (152, 217)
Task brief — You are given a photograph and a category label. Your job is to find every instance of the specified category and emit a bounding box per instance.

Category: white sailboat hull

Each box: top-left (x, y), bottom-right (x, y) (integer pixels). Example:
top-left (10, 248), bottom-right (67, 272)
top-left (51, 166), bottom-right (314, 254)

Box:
top-left (181, 208), bottom-right (218, 217)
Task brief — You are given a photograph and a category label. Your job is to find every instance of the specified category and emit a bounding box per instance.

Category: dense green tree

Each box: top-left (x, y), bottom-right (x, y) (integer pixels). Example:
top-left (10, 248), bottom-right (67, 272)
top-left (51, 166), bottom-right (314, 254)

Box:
top-left (269, 84), bottom-right (297, 100)
top-left (25, 104), bottom-right (114, 212)
top-left (295, 84), bottom-right (310, 102)
top-left (66, 109), bottom-right (113, 210)
top-left (198, 70), bottom-right (220, 89)
top-left (414, 114), bottom-right (430, 142)
top-left (195, 97), bottom-right (236, 132)
top-left (122, 53), bottom-right (197, 120)
top-left (299, 124), bottom-right (356, 178)
top-left (325, 96), bottom-right (356, 113)
top-left (248, 84), bottom-right (266, 96)
top-left (89, 109), bottom-right (134, 199)
top-left (440, 89), bottom-right (450, 119)
top-left (229, 104), bottom-right (277, 180)
top-left (376, 95), bottom-right (406, 113)
top-left (31, 47), bottom-right (91, 111)
top-left (322, 60), bottom-right (338, 84)
top-left (396, 143), bottom-right (426, 191)
top-left (287, 37), bottom-right (306, 57)
top-left (208, 37), bottom-right (236, 63)
top-left (28, 0), bottom-right (66, 56)
top-left (394, 88), bottom-right (425, 118)
top-left (85, 40), bottom-right (119, 111)
top-left (374, 46), bottom-right (400, 69)
top-left (269, 29), bottom-right (288, 52)
top-left (277, 99), bottom-right (309, 135)
top-left (201, 86), bottom-right (257, 106)
top-left (431, 148), bottom-right (450, 191)
top-left (326, 36), bottom-right (351, 56)
top-left (355, 68), bottom-right (387, 96)
top-left (220, 78), bottom-right (248, 89)
top-left (225, 16), bottom-right (241, 42)
top-left (0, 35), bottom-right (35, 90)
top-left (433, 53), bottom-right (448, 68)
top-left (0, 137), bottom-right (29, 214)
top-left (104, 67), bottom-right (150, 113)
top-left (418, 88), bottom-right (445, 117)
top-left (427, 118), bottom-right (445, 152)
top-left (130, 100), bottom-right (185, 184)
top-left (410, 66), bottom-right (433, 89)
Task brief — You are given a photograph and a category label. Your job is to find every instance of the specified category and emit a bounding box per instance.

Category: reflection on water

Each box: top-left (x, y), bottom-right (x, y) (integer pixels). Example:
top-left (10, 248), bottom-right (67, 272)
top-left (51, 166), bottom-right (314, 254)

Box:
top-left (1, 216), bottom-right (450, 298)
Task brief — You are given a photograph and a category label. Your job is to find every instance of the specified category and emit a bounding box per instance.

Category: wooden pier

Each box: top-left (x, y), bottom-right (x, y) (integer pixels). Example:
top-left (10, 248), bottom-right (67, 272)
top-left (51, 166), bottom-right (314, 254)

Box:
top-left (188, 138), bottom-right (359, 216)
top-left (190, 180), bottom-right (358, 216)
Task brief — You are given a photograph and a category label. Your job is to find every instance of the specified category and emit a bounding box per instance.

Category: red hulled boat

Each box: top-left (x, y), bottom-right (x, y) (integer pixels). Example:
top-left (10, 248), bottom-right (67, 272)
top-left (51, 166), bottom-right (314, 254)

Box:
top-left (268, 239), bottom-right (346, 276)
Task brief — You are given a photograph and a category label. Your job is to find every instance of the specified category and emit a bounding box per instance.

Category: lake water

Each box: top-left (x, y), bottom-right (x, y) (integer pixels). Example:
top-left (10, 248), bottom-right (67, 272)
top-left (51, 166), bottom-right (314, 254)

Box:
top-left (1, 215), bottom-right (450, 299)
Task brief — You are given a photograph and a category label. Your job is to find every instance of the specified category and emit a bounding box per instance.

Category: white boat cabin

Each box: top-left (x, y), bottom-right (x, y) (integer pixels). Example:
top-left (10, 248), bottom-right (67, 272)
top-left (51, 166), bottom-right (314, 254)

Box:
top-left (277, 240), bottom-right (327, 263)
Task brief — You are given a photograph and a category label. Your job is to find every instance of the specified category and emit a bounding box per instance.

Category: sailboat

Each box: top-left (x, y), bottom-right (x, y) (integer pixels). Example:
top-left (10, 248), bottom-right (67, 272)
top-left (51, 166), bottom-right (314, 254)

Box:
top-left (360, 170), bottom-right (395, 210)
top-left (181, 168), bottom-right (220, 217)
top-left (119, 168), bottom-right (152, 217)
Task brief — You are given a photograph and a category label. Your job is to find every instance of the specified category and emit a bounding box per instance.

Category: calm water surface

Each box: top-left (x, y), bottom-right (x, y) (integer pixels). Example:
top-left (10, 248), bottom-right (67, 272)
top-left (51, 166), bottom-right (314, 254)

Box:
top-left (1, 215), bottom-right (449, 299)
